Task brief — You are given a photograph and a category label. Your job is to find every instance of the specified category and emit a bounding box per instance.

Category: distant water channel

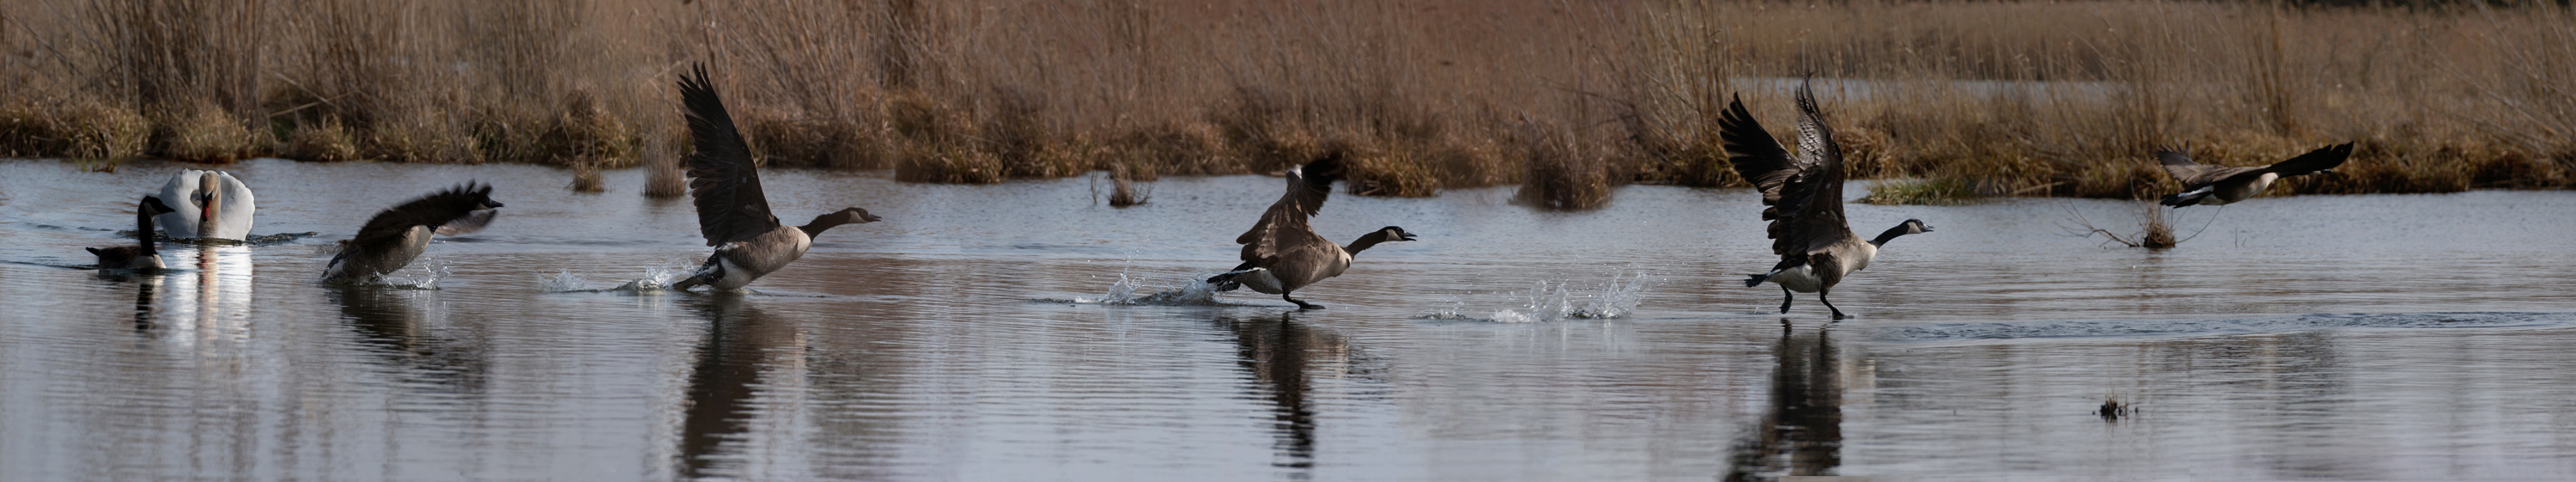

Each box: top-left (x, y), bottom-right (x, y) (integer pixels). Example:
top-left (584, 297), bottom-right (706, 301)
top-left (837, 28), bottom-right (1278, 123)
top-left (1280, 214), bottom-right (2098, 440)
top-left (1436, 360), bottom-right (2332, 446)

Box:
top-left (3, 158), bottom-right (2574, 480)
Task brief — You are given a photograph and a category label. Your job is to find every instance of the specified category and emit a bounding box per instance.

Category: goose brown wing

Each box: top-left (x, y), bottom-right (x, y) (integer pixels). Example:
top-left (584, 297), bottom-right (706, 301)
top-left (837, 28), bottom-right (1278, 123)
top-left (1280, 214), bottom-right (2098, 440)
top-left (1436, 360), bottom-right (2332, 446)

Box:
top-left (1769, 83), bottom-right (1854, 256)
top-left (1719, 94), bottom-right (1796, 214)
top-left (2256, 143), bottom-right (2354, 178)
top-left (678, 63), bottom-right (779, 247)
top-left (345, 184), bottom-right (494, 257)
top-left (2156, 150), bottom-right (2253, 188)
top-left (1236, 158), bottom-right (1339, 264)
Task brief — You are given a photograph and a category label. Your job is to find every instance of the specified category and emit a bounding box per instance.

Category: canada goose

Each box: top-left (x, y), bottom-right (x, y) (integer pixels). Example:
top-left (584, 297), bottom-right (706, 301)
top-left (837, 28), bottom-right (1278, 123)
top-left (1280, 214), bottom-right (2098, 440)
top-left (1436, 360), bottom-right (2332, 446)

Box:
top-left (88, 196), bottom-right (178, 271)
top-left (2158, 143), bottom-right (2354, 207)
top-left (1205, 152), bottom-right (1417, 309)
top-left (156, 169), bottom-right (256, 241)
top-left (321, 183), bottom-right (504, 283)
top-left (1721, 82), bottom-right (1931, 320)
top-left (667, 64), bottom-right (882, 291)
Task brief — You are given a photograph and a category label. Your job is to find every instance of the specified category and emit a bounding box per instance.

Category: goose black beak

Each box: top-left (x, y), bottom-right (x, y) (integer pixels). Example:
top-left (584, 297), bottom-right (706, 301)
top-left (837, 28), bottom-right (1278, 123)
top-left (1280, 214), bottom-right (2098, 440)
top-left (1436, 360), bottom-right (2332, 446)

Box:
top-left (1399, 233), bottom-right (1419, 241)
top-left (487, 201), bottom-right (506, 209)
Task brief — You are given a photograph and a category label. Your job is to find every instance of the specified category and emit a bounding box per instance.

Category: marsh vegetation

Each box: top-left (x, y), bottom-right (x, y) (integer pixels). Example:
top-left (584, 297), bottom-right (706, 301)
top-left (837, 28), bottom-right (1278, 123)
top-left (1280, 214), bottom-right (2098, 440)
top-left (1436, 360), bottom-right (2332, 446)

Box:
top-left (2, 0), bottom-right (2571, 205)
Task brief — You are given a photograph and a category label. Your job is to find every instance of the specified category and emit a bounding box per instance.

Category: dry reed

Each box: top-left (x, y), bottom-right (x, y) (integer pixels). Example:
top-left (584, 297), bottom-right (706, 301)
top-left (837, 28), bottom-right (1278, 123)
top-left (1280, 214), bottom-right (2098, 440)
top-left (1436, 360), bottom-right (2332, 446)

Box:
top-left (0, 0), bottom-right (2568, 203)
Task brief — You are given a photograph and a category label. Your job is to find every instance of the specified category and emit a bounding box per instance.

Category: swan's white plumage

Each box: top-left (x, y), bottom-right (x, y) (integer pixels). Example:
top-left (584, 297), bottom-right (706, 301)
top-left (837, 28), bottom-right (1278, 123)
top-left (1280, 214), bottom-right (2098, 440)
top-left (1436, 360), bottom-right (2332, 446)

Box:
top-left (156, 170), bottom-right (255, 240)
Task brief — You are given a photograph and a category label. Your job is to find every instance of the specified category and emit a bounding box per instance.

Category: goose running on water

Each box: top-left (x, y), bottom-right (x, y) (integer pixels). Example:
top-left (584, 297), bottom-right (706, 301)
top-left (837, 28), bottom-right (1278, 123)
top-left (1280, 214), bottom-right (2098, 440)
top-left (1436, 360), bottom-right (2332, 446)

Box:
top-left (667, 64), bottom-right (883, 292)
top-left (1206, 151), bottom-right (1417, 310)
top-left (322, 183), bottom-right (504, 283)
top-left (1720, 82), bottom-right (1932, 320)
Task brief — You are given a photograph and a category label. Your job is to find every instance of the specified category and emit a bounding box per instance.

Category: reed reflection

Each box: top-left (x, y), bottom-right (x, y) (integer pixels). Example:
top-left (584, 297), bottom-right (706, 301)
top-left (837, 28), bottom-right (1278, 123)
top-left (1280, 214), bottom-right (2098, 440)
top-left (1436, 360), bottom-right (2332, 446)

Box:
top-left (677, 294), bottom-right (801, 479)
top-left (1217, 312), bottom-right (1336, 474)
top-left (331, 285), bottom-right (487, 392)
top-left (1725, 322), bottom-right (1844, 481)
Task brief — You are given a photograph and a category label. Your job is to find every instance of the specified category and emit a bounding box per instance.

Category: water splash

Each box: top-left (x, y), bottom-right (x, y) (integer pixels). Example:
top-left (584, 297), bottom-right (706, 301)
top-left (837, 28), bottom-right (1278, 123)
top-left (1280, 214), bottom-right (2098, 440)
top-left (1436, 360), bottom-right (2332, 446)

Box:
top-left (1419, 271), bottom-right (1654, 323)
top-left (1414, 296), bottom-right (1479, 320)
top-left (366, 257), bottom-right (450, 290)
top-left (1063, 266), bottom-right (1222, 306)
top-left (607, 257), bottom-right (702, 292)
top-left (539, 269), bottom-right (591, 293)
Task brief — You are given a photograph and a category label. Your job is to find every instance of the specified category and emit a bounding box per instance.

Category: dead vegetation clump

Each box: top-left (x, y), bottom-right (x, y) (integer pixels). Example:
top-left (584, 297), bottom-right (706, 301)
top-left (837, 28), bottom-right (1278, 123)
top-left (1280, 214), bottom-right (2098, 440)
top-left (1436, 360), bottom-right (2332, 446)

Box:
top-left (2063, 202), bottom-right (2190, 249)
top-left (1104, 165), bottom-right (1151, 208)
top-left (568, 158), bottom-right (605, 192)
top-left (151, 100), bottom-right (268, 164)
top-left (0, 98), bottom-right (150, 160)
top-left (1514, 126), bottom-right (1615, 210)
top-left (280, 118), bottom-right (360, 162)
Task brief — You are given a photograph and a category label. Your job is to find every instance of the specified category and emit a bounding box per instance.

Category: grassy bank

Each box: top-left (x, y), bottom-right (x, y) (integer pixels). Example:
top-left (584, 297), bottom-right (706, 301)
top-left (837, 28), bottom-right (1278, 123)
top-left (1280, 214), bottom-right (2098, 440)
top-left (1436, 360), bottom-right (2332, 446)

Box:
top-left (3, 0), bottom-right (2570, 206)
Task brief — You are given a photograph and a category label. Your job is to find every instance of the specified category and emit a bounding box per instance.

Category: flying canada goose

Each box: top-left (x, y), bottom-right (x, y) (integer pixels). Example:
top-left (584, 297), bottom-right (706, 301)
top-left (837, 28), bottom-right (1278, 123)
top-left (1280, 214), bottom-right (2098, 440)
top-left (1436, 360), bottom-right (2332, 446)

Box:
top-left (1721, 82), bottom-right (1932, 320)
top-left (321, 183), bottom-right (504, 283)
top-left (88, 196), bottom-right (178, 271)
top-left (156, 169), bottom-right (256, 241)
top-left (1205, 152), bottom-right (1417, 309)
top-left (2156, 143), bottom-right (2354, 207)
top-left (667, 64), bottom-right (882, 291)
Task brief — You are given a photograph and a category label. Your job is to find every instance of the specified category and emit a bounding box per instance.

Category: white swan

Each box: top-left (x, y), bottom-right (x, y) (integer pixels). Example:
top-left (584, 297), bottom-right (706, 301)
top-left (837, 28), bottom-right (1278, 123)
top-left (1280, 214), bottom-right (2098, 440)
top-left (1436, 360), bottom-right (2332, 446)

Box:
top-left (156, 169), bottom-right (256, 241)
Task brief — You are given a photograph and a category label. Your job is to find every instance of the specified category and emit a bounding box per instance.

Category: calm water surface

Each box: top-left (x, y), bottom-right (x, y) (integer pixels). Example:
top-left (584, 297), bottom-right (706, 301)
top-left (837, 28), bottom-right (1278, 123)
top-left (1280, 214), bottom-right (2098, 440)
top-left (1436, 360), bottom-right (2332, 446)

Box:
top-left (3, 158), bottom-right (2575, 480)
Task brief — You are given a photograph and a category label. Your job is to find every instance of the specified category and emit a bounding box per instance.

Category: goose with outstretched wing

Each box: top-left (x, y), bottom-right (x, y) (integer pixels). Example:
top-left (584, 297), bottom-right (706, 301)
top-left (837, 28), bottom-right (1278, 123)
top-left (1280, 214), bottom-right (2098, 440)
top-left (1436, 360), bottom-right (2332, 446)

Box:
top-left (1722, 82), bottom-right (1931, 320)
top-left (667, 64), bottom-right (881, 292)
top-left (322, 182), bottom-right (504, 283)
top-left (1206, 151), bottom-right (1416, 309)
top-left (2157, 143), bottom-right (2354, 207)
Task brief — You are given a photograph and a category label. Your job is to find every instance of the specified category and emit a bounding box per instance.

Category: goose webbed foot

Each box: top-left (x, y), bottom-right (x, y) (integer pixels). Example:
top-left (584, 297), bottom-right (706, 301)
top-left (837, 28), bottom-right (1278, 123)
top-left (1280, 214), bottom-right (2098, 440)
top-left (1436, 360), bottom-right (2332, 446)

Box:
top-left (1284, 294), bottom-right (1322, 310)
top-left (1820, 292), bottom-right (1848, 320)
top-left (1778, 286), bottom-right (1794, 314)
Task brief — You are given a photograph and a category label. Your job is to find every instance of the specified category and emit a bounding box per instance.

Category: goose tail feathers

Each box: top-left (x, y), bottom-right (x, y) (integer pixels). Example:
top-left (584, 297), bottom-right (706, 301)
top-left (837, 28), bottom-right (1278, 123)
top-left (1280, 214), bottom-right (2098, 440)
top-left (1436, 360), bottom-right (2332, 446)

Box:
top-left (1205, 272), bottom-right (1244, 292)
top-left (1743, 273), bottom-right (1771, 287)
top-left (2160, 190), bottom-right (2210, 208)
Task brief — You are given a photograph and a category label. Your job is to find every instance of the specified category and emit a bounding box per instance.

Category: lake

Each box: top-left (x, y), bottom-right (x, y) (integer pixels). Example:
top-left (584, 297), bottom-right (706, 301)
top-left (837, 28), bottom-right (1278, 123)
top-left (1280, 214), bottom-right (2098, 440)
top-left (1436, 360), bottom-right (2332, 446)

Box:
top-left (4, 158), bottom-right (2574, 480)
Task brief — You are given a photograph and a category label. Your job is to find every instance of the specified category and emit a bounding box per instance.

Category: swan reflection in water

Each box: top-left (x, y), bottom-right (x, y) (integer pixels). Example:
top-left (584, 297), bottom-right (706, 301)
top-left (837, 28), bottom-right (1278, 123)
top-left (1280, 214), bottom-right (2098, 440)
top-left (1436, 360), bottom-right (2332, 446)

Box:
top-left (1725, 322), bottom-right (1844, 481)
top-left (131, 244), bottom-right (254, 346)
top-left (676, 294), bottom-right (806, 479)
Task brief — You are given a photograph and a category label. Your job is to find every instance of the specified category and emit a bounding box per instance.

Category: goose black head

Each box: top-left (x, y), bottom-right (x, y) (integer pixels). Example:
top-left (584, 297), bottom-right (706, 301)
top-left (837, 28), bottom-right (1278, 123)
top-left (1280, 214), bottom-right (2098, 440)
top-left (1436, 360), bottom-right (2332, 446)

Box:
top-left (1903, 218), bottom-right (1933, 235)
top-left (1869, 219), bottom-right (1931, 247)
top-left (140, 196), bottom-right (177, 216)
top-left (1379, 226), bottom-right (1419, 241)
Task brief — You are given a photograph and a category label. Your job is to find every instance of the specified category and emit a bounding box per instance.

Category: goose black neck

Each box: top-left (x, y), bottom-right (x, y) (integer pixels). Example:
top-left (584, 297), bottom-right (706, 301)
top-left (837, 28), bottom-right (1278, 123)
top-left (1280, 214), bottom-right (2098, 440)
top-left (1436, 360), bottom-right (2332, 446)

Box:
top-left (134, 201), bottom-right (159, 254)
top-left (1344, 230), bottom-right (1393, 255)
top-left (1868, 223), bottom-right (1914, 247)
top-left (797, 221), bottom-right (841, 239)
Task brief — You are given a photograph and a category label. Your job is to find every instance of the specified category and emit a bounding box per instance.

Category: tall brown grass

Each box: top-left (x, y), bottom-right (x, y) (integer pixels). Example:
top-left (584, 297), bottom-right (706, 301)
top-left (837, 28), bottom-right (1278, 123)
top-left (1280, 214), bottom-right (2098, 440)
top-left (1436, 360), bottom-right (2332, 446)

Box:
top-left (2, 0), bottom-right (2570, 204)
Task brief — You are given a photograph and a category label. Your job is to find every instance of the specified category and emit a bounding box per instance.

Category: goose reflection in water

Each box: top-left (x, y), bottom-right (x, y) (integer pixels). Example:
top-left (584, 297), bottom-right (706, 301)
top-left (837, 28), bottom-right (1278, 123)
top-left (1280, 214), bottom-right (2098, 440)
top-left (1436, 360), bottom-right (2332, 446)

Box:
top-left (1216, 312), bottom-right (1350, 475)
top-left (331, 286), bottom-right (488, 392)
top-left (94, 270), bottom-right (166, 334)
top-left (677, 295), bottom-right (805, 479)
top-left (1725, 322), bottom-right (1844, 481)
